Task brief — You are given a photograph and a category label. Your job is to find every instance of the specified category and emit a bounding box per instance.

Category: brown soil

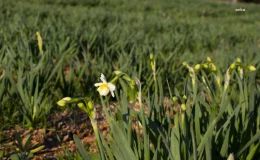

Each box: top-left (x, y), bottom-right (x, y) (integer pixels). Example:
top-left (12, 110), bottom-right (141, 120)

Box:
top-left (0, 106), bottom-right (108, 159)
top-left (0, 98), bottom-right (172, 160)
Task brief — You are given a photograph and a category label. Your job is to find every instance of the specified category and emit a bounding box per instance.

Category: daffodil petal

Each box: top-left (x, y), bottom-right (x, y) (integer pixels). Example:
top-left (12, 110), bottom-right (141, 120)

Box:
top-left (100, 73), bottom-right (107, 83)
top-left (108, 83), bottom-right (116, 91)
top-left (110, 90), bottom-right (115, 97)
top-left (94, 83), bottom-right (103, 87)
top-left (108, 83), bottom-right (116, 97)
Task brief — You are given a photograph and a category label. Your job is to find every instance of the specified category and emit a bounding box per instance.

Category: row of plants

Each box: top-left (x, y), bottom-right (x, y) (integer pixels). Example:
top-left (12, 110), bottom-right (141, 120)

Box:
top-left (57, 56), bottom-right (259, 159)
top-left (1, 0), bottom-right (259, 129)
top-left (1, 55), bottom-right (259, 159)
top-left (0, 0), bottom-right (260, 159)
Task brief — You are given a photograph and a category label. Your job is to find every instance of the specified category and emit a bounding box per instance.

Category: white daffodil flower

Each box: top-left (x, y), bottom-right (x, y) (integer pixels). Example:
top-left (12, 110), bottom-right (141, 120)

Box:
top-left (94, 74), bottom-right (116, 97)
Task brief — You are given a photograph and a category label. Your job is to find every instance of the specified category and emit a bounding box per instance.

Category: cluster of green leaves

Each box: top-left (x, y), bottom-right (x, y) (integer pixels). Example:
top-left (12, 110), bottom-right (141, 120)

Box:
top-left (11, 133), bottom-right (44, 160)
top-left (74, 58), bottom-right (259, 160)
top-left (0, 36), bottom-right (78, 128)
top-left (0, 132), bottom-right (44, 159)
top-left (0, 0), bottom-right (260, 158)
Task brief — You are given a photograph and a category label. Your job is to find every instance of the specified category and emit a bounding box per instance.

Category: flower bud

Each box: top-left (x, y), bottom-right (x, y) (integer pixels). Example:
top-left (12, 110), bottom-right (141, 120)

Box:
top-left (195, 64), bottom-right (200, 70)
top-left (203, 64), bottom-right (208, 68)
top-left (150, 54), bottom-right (153, 60)
top-left (248, 65), bottom-right (256, 71)
top-left (78, 103), bottom-right (90, 114)
top-left (172, 97), bottom-right (178, 102)
top-left (182, 62), bottom-right (188, 67)
top-left (57, 100), bottom-right (66, 107)
top-left (87, 101), bottom-right (94, 110)
top-left (62, 97), bottom-right (72, 101)
top-left (211, 64), bottom-right (217, 71)
top-left (77, 103), bottom-right (85, 108)
top-left (36, 31), bottom-right (43, 55)
top-left (181, 104), bottom-right (186, 111)
top-left (150, 62), bottom-right (154, 70)
top-left (57, 97), bottom-right (72, 106)
top-left (230, 63), bottom-right (236, 69)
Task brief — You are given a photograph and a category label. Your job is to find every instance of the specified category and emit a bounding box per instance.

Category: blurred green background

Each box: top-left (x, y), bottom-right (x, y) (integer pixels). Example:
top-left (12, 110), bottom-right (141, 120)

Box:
top-left (0, 0), bottom-right (259, 128)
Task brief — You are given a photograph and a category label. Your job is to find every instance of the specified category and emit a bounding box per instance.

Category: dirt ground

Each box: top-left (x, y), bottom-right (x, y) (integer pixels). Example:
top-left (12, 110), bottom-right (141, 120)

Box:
top-left (0, 98), bottom-right (172, 159)
top-left (0, 106), bottom-right (109, 159)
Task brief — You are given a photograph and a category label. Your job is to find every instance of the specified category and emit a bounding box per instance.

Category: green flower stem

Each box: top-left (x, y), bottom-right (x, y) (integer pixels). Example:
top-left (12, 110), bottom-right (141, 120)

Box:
top-left (110, 76), bottom-right (119, 84)
top-left (90, 118), bottom-right (105, 160)
top-left (67, 97), bottom-right (85, 104)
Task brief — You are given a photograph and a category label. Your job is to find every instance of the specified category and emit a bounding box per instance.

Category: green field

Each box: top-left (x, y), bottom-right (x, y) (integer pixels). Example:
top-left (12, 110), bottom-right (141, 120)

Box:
top-left (0, 0), bottom-right (260, 159)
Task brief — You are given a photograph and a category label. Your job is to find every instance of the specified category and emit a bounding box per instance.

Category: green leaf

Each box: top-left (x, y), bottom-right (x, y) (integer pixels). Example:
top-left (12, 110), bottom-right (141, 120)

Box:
top-left (246, 143), bottom-right (260, 160)
top-left (158, 128), bottom-right (174, 160)
top-left (14, 133), bottom-right (24, 152)
top-left (220, 127), bottom-right (230, 157)
top-left (140, 107), bottom-right (150, 160)
top-left (194, 101), bottom-right (201, 144)
top-left (30, 145), bottom-right (45, 154)
top-left (73, 135), bottom-right (90, 160)
top-left (197, 119), bottom-right (216, 154)
top-left (10, 153), bottom-right (34, 160)
top-left (170, 127), bottom-right (181, 160)
top-left (237, 131), bottom-right (260, 157)
top-left (99, 133), bottom-right (114, 160)
top-left (190, 117), bottom-right (198, 160)
top-left (110, 120), bottom-right (137, 160)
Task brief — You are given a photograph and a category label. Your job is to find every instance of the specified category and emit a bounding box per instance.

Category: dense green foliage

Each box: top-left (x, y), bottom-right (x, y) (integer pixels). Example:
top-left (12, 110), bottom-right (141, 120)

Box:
top-left (0, 0), bottom-right (259, 159)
